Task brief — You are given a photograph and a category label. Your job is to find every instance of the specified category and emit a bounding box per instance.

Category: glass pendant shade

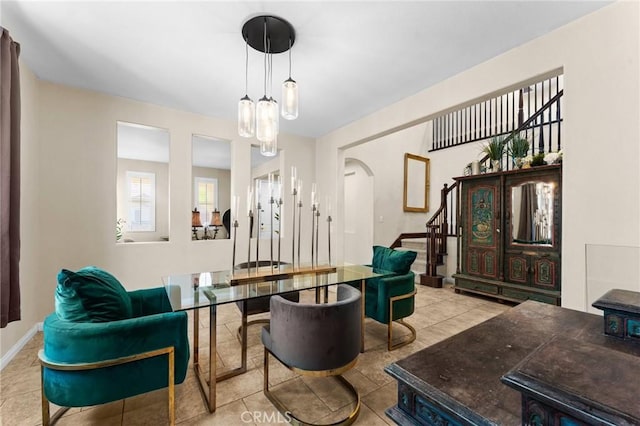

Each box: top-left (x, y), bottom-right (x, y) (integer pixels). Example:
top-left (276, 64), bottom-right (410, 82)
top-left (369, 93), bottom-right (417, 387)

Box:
top-left (238, 95), bottom-right (255, 137)
top-left (269, 98), bottom-right (279, 134)
top-left (256, 97), bottom-right (277, 143)
top-left (260, 133), bottom-right (277, 157)
top-left (282, 78), bottom-right (298, 120)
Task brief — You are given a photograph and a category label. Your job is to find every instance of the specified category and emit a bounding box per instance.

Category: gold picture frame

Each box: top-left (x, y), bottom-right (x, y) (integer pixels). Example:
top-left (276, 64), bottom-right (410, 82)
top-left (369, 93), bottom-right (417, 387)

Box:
top-left (403, 153), bottom-right (430, 212)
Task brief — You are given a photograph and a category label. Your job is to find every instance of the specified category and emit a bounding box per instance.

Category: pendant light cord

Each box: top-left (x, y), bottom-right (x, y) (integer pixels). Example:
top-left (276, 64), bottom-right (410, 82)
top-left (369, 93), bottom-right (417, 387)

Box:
top-left (244, 37), bottom-right (249, 96)
top-left (263, 19), bottom-right (267, 97)
top-left (268, 41), bottom-right (273, 98)
top-left (288, 38), bottom-right (292, 79)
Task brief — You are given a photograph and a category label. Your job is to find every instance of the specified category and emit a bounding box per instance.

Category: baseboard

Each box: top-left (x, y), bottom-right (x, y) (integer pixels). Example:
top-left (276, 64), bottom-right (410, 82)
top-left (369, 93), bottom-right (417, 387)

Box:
top-left (0, 321), bottom-right (43, 371)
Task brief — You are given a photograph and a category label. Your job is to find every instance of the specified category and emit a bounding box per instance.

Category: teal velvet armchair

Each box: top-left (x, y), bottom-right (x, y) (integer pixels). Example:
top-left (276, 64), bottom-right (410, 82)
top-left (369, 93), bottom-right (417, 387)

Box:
top-left (363, 246), bottom-right (418, 350)
top-left (39, 267), bottom-right (189, 425)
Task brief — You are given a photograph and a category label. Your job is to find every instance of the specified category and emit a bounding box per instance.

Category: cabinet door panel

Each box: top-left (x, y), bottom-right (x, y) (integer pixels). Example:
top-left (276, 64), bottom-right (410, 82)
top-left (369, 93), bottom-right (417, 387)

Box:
top-left (483, 251), bottom-right (498, 278)
top-left (467, 249), bottom-right (498, 278)
top-left (507, 254), bottom-right (529, 284)
top-left (467, 249), bottom-right (481, 275)
top-left (533, 257), bottom-right (558, 289)
top-left (468, 184), bottom-right (499, 249)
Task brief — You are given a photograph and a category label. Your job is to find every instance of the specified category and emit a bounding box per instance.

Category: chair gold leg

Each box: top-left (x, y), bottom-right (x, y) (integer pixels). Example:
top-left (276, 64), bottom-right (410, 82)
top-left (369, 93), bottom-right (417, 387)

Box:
top-left (388, 289), bottom-right (417, 351)
top-left (263, 348), bottom-right (360, 426)
top-left (41, 365), bottom-right (49, 426)
top-left (168, 348), bottom-right (175, 426)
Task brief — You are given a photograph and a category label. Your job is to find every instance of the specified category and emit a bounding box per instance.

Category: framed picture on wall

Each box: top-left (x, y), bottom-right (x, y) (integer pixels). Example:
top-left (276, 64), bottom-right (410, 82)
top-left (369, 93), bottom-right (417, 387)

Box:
top-left (403, 153), bottom-right (430, 212)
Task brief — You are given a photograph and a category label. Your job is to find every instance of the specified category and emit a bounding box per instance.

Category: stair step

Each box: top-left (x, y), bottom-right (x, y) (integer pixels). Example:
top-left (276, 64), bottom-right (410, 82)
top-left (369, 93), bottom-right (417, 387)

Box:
top-left (396, 246), bottom-right (426, 262)
top-left (400, 238), bottom-right (426, 250)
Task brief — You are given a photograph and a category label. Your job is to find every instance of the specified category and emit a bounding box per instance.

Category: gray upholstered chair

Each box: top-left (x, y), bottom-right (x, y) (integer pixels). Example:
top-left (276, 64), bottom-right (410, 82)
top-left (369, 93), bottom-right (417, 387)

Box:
top-left (233, 261), bottom-right (300, 337)
top-left (262, 284), bottom-right (362, 425)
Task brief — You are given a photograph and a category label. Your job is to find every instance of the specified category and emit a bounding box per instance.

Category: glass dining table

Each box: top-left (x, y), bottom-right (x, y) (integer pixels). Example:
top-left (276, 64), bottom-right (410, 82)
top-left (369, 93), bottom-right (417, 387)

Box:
top-left (162, 264), bottom-right (391, 413)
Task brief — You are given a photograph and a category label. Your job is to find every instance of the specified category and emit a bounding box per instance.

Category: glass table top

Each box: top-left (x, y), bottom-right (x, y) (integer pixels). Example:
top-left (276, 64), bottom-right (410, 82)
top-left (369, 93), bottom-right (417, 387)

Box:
top-left (162, 264), bottom-right (391, 311)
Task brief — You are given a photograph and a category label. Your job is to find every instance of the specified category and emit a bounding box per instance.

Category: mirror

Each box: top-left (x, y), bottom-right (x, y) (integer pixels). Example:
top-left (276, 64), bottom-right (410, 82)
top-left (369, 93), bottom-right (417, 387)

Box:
top-left (511, 181), bottom-right (555, 246)
top-left (403, 153), bottom-right (430, 212)
top-left (116, 122), bottom-right (170, 243)
top-left (251, 145), bottom-right (282, 239)
top-left (192, 135), bottom-right (231, 240)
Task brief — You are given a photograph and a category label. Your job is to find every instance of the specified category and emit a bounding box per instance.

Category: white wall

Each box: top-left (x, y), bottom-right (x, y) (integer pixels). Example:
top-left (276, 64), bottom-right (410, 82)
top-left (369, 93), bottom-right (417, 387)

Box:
top-left (344, 160), bottom-right (374, 264)
top-left (316, 1), bottom-right (640, 311)
top-left (344, 123), bottom-right (433, 247)
top-left (0, 63), bottom-right (43, 360)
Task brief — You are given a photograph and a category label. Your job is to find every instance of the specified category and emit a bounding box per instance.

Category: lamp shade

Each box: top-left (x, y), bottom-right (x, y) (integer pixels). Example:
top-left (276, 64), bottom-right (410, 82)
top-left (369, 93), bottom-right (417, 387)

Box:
top-left (256, 97), bottom-right (277, 143)
top-left (238, 95), bottom-right (255, 137)
top-left (211, 210), bottom-right (223, 227)
top-left (192, 208), bottom-right (202, 227)
top-left (260, 134), bottom-right (277, 157)
top-left (282, 78), bottom-right (298, 120)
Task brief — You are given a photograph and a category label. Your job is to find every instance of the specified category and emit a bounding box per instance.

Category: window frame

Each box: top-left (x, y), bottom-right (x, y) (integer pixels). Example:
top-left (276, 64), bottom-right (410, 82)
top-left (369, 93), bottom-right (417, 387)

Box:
top-left (126, 170), bottom-right (156, 232)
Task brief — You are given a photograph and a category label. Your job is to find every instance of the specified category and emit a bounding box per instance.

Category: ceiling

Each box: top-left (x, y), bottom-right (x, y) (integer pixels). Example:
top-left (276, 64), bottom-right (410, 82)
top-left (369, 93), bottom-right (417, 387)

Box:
top-left (2, 1), bottom-right (609, 139)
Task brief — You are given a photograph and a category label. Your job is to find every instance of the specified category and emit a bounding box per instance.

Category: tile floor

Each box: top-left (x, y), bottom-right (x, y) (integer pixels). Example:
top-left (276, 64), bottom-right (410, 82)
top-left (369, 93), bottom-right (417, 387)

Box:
top-left (0, 284), bottom-right (511, 425)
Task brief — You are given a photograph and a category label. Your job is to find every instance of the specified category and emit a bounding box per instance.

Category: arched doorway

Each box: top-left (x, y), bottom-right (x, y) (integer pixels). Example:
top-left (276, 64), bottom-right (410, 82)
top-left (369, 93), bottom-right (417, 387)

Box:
top-left (343, 158), bottom-right (374, 264)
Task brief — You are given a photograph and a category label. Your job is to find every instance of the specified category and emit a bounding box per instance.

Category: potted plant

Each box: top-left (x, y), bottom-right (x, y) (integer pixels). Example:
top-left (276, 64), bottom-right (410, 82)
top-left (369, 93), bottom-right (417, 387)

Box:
top-left (116, 218), bottom-right (126, 242)
top-left (508, 135), bottom-right (530, 169)
top-left (482, 136), bottom-right (506, 172)
top-left (530, 153), bottom-right (546, 167)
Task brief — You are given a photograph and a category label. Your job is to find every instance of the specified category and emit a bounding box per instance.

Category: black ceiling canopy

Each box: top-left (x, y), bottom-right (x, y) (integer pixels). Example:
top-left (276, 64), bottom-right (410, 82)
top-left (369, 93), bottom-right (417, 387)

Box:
top-left (242, 15), bottom-right (295, 54)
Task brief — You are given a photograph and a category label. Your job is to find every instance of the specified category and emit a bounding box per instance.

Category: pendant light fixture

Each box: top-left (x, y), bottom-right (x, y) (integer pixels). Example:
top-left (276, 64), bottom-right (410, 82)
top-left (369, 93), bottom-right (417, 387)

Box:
top-left (256, 20), bottom-right (274, 147)
top-left (282, 38), bottom-right (298, 120)
top-left (238, 37), bottom-right (255, 138)
top-left (239, 15), bottom-right (296, 156)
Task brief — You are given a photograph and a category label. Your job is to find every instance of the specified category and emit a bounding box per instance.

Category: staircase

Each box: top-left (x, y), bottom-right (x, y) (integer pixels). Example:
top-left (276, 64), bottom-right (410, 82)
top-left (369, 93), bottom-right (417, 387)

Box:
top-left (391, 76), bottom-right (564, 288)
top-left (395, 238), bottom-right (427, 284)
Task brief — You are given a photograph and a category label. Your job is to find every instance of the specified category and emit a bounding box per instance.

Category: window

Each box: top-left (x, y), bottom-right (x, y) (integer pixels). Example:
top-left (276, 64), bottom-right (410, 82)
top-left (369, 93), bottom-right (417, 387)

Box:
top-left (254, 176), bottom-right (281, 239)
top-left (194, 177), bottom-right (218, 225)
top-left (127, 171), bottom-right (156, 231)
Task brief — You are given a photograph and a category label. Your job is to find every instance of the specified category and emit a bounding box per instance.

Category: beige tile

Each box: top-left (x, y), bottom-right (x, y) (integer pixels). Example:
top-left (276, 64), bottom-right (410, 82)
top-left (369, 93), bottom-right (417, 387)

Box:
top-left (123, 400), bottom-right (170, 426)
top-left (302, 376), bottom-right (356, 412)
top-left (1, 349), bottom-right (39, 381)
top-left (178, 399), bottom-right (254, 425)
top-left (264, 378), bottom-right (329, 424)
top-left (252, 352), bottom-right (298, 387)
top-left (0, 364), bottom-right (41, 400)
top-left (242, 390), bottom-right (289, 426)
top-left (0, 388), bottom-right (48, 426)
top-left (56, 401), bottom-right (123, 425)
top-left (178, 392), bottom-right (209, 423)
top-left (124, 388), bottom-right (166, 412)
top-left (215, 369), bottom-right (264, 407)
top-left (342, 368), bottom-right (380, 398)
top-left (362, 382), bottom-right (398, 425)
top-left (318, 399), bottom-right (388, 426)
top-left (352, 349), bottom-right (396, 387)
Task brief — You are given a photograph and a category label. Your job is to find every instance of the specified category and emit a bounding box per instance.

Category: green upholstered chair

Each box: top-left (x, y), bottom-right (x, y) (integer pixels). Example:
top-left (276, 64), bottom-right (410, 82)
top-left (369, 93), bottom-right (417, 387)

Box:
top-left (363, 245), bottom-right (418, 350)
top-left (39, 267), bottom-right (189, 426)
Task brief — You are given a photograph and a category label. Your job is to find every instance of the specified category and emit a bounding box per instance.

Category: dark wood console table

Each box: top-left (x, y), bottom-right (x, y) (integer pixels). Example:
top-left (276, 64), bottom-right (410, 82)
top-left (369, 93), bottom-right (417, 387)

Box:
top-left (384, 301), bottom-right (640, 425)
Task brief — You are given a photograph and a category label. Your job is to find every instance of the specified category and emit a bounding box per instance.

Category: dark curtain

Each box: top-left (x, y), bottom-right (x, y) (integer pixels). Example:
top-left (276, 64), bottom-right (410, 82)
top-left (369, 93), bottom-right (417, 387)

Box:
top-left (516, 183), bottom-right (537, 242)
top-left (0, 28), bottom-right (21, 328)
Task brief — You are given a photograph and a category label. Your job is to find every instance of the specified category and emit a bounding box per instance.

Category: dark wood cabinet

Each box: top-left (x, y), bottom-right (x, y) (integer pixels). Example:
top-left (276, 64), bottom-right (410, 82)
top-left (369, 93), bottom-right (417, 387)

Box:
top-left (454, 165), bottom-right (562, 305)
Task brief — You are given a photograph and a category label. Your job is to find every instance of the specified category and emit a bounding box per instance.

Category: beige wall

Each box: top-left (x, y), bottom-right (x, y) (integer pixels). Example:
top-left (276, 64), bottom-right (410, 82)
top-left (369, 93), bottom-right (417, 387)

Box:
top-left (1, 72), bottom-right (315, 359)
top-left (316, 1), bottom-right (640, 311)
